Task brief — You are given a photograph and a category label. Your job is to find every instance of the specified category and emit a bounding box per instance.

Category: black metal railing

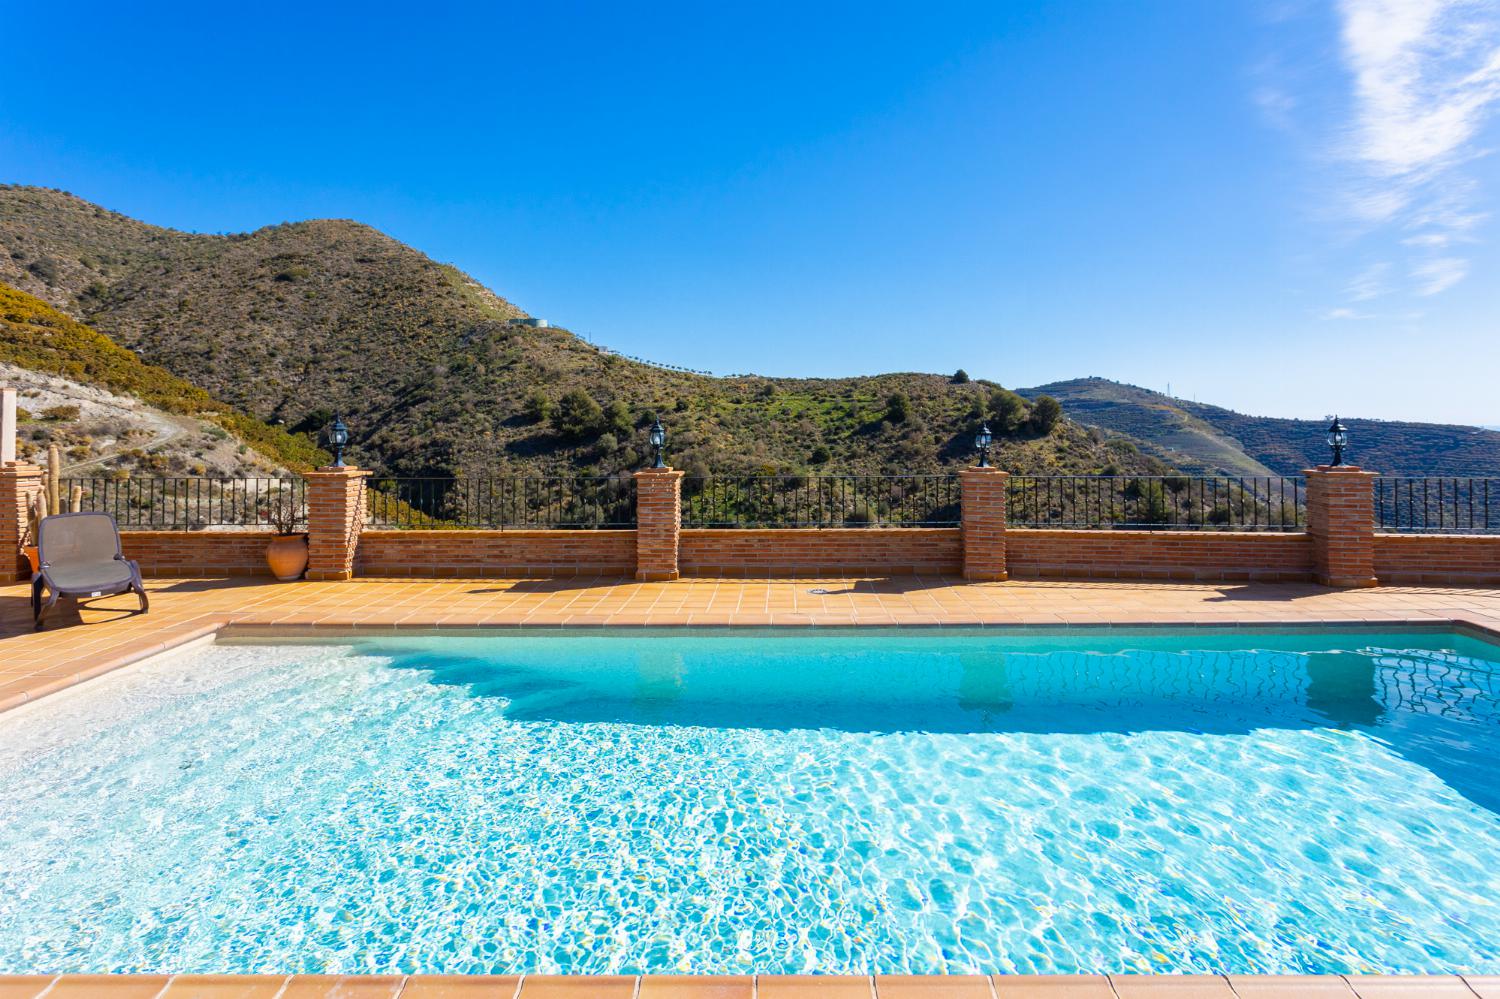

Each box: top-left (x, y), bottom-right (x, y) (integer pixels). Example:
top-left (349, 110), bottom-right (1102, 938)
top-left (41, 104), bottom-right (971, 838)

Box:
top-left (58, 477), bottom-right (307, 530)
top-left (365, 477), bottom-right (636, 529)
top-left (681, 475), bottom-right (960, 527)
top-left (1007, 475), bottom-right (1305, 531)
top-left (1376, 478), bottom-right (1500, 534)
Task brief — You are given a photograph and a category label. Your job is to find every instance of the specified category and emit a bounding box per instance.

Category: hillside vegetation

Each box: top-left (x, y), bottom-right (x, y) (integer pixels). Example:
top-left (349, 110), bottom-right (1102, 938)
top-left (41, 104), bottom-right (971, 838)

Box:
top-left (1024, 378), bottom-right (1500, 478)
top-left (1, 185), bottom-right (1156, 480)
top-left (0, 282), bottom-right (327, 470)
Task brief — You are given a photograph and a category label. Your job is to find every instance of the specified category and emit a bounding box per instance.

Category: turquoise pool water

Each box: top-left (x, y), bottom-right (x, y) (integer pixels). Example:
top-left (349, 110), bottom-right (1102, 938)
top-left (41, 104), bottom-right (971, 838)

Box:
top-left (2, 627), bottom-right (1499, 975)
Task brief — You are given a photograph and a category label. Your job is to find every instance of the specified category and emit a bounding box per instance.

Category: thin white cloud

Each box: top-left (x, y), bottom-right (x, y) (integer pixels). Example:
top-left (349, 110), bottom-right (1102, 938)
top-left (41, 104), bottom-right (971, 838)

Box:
top-left (1335, 0), bottom-right (1500, 295)
top-left (1317, 305), bottom-right (1426, 320)
top-left (1410, 255), bottom-right (1470, 293)
top-left (1346, 260), bottom-right (1392, 299)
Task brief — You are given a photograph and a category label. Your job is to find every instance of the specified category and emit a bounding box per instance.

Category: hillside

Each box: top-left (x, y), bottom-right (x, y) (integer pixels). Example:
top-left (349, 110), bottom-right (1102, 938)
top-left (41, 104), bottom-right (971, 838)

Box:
top-left (1022, 378), bottom-right (1500, 478)
top-left (0, 186), bottom-right (1158, 480)
top-left (0, 283), bottom-right (327, 473)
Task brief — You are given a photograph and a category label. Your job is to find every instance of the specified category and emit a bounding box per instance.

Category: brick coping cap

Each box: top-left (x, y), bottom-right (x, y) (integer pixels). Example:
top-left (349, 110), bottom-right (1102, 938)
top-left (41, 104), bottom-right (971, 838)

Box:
top-left (960, 466), bottom-right (1010, 476)
top-left (310, 466), bottom-right (372, 476)
top-left (634, 467), bottom-right (685, 478)
top-left (1303, 465), bottom-right (1377, 475)
top-left (0, 462), bottom-right (43, 474)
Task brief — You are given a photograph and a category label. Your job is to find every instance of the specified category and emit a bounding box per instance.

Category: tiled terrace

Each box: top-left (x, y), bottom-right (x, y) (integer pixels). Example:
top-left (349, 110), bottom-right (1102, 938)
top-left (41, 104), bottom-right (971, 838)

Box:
top-left (4, 575), bottom-right (1500, 996)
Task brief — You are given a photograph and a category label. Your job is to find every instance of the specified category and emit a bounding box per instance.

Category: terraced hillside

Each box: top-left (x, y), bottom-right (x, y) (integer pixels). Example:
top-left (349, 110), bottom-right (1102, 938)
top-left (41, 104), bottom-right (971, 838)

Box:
top-left (1, 283), bottom-right (326, 473)
top-left (1023, 378), bottom-right (1500, 477)
top-left (1, 185), bottom-right (1159, 480)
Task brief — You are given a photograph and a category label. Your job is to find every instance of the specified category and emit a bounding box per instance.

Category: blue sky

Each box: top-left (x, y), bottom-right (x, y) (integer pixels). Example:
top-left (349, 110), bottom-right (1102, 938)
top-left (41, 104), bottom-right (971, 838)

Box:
top-left (2, 1), bottom-right (1498, 424)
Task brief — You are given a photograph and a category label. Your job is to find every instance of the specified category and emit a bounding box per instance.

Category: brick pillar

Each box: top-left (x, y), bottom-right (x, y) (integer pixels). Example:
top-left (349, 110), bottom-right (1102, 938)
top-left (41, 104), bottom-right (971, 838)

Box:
top-left (1, 462), bottom-right (44, 582)
top-left (960, 466), bottom-right (1010, 581)
top-left (634, 467), bottom-right (684, 581)
top-left (305, 466), bottom-right (370, 581)
top-left (1304, 465), bottom-right (1378, 588)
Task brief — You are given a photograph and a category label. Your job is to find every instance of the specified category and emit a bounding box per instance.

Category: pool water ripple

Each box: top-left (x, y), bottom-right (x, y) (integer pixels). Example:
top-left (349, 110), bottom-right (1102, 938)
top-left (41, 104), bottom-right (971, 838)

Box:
top-left (1, 629), bottom-right (1499, 975)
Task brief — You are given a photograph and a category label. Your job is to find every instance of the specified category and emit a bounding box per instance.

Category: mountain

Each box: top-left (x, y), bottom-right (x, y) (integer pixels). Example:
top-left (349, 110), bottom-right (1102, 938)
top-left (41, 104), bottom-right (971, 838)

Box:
top-left (1021, 377), bottom-right (1500, 478)
top-left (0, 185), bottom-right (1156, 480)
top-left (0, 283), bottom-right (326, 474)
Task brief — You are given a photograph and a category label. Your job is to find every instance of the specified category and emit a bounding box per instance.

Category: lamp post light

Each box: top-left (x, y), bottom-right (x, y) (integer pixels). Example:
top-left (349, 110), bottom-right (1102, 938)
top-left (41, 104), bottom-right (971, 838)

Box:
top-left (648, 418), bottom-right (667, 469)
top-left (975, 421), bottom-right (993, 468)
top-left (328, 415), bottom-right (350, 468)
top-left (1326, 415), bottom-right (1348, 467)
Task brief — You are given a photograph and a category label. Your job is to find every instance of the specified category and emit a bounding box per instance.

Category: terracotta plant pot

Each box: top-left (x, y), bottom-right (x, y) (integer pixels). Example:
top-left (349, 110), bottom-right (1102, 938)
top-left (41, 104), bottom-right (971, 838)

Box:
top-left (22, 546), bottom-right (39, 575)
top-left (265, 534), bottom-right (309, 581)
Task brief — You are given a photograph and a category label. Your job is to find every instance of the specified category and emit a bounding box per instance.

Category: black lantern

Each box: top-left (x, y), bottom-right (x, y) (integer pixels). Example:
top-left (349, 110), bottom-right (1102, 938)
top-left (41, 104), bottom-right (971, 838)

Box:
top-left (648, 418), bottom-right (666, 468)
top-left (1326, 415), bottom-right (1348, 467)
top-left (975, 421), bottom-right (993, 468)
top-left (328, 415), bottom-right (350, 468)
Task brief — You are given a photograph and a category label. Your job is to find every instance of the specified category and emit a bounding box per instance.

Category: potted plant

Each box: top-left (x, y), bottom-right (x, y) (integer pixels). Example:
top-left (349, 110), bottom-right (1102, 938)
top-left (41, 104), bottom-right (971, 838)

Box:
top-left (262, 485), bottom-right (308, 581)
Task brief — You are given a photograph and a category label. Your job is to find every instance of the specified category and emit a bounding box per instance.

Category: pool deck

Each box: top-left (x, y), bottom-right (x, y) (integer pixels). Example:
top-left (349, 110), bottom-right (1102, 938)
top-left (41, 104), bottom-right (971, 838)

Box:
top-left (4, 575), bottom-right (1500, 997)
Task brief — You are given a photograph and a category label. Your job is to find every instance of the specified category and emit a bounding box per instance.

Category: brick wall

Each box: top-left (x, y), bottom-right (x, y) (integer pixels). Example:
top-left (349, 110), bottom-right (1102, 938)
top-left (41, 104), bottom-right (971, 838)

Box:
top-left (635, 468), bottom-right (684, 581)
top-left (54, 525), bottom-right (1500, 584)
top-left (306, 467), bottom-right (370, 581)
top-left (1005, 529), bottom-right (1315, 582)
top-left (0, 463), bottom-right (42, 582)
top-left (357, 530), bottom-right (636, 577)
top-left (679, 528), bottom-right (961, 576)
top-left (120, 531), bottom-right (276, 576)
top-left (1373, 534), bottom-right (1500, 586)
top-left (960, 467), bottom-right (1009, 581)
top-left (1304, 466), bottom-right (1378, 587)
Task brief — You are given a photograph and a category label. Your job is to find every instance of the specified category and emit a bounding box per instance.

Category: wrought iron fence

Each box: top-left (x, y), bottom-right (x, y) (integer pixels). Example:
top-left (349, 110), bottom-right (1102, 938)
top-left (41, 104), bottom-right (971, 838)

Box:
top-left (1376, 478), bottom-right (1500, 534)
top-left (1007, 475), bottom-right (1305, 531)
top-left (681, 475), bottom-right (960, 527)
top-left (50, 473), bottom-right (1500, 535)
top-left (365, 477), bottom-right (636, 529)
top-left (58, 477), bottom-right (307, 530)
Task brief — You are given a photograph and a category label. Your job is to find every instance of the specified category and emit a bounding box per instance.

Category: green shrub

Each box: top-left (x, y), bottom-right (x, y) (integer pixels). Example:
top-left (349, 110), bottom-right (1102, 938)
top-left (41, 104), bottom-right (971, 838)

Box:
top-left (552, 389), bottom-right (602, 439)
top-left (1028, 394), bottom-right (1063, 435)
top-left (989, 388), bottom-right (1029, 433)
top-left (523, 391), bottom-right (551, 423)
top-left (602, 400), bottom-right (632, 437)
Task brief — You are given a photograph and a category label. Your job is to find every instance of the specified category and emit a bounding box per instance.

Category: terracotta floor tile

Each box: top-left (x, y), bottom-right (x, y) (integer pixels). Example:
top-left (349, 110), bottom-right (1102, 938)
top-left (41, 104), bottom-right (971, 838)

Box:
top-left (1344, 977), bottom-right (1477, 998)
top-left (279, 975), bottom-right (406, 998)
top-left (757, 976), bottom-right (874, 999)
top-left (1226, 977), bottom-right (1357, 998)
top-left (45, 975), bottom-right (173, 999)
top-left (1108, 976), bottom-right (1236, 998)
top-left (0, 978), bottom-right (56, 999)
top-left (157, 975), bottom-right (290, 999)
top-left (398, 976), bottom-right (522, 998)
top-left (876, 975), bottom-right (993, 998)
top-left (991, 975), bottom-right (1116, 998)
top-left (1464, 978), bottom-right (1500, 999)
top-left (638, 976), bottom-right (753, 999)
top-left (516, 976), bottom-right (638, 999)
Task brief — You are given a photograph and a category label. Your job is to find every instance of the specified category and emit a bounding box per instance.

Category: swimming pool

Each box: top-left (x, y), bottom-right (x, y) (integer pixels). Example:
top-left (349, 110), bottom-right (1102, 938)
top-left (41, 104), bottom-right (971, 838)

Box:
top-left (2, 626), bottom-right (1498, 976)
